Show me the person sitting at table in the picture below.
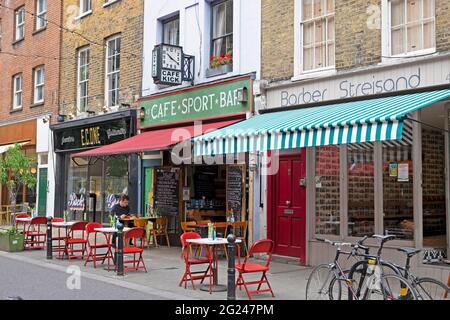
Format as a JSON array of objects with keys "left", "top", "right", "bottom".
[{"left": 111, "top": 194, "right": 135, "bottom": 246}]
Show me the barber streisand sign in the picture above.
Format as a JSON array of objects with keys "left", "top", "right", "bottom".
[{"left": 267, "top": 56, "right": 450, "bottom": 108}]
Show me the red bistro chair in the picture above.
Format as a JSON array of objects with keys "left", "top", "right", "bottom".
[
  {"left": 16, "top": 213, "right": 31, "bottom": 234},
  {"left": 52, "top": 218, "right": 66, "bottom": 254},
  {"left": 25, "top": 216, "right": 48, "bottom": 250},
  {"left": 64, "top": 221, "right": 89, "bottom": 260},
  {"left": 235, "top": 239, "right": 275, "bottom": 300},
  {"left": 84, "top": 222, "right": 110, "bottom": 268},
  {"left": 179, "top": 232, "right": 213, "bottom": 293},
  {"left": 117, "top": 227, "right": 148, "bottom": 274}
]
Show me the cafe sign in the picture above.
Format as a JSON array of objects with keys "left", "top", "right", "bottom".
[
  {"left": 139, "top": 77, "right": 253, "bottom": 128},
  {"left": 55, "top": 118, "right": 131, "bottom": 152}
]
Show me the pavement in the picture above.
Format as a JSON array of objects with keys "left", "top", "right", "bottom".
[{"left": 0, "top": 244, "right": 313, "bottom": 300}]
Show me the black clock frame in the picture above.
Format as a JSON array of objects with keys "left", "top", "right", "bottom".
[{"left": 153, "top": 43, "right": 194, "bottom": 86}]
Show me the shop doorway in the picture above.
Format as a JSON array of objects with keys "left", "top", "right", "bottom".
[{"left": 269, "top": 153, "right": 306, "bottom": 262}]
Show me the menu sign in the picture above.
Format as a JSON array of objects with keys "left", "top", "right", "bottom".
[
  {"left": 154, "top": 168, "right": 180, "bottom": 216},
  {"left": 227, "top": 165, "right": 244, "bottom": 219}
]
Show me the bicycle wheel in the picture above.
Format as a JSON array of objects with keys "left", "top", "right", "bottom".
[
  {"left": 415, "top": 277, "right": 450, "bottom": 300},
  {"left": 362, "top": 274, "right": 417, "bottom": 300},
  {"left": 306, "top": 264, "right": 339, "bottom": 300},
  {"left": 329, "top": 271, "right": 352, "bottom": 300}
]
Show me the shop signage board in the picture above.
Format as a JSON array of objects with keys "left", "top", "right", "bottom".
[
  {"left": 226, "top": 165, "right": 246, "bottom": 221},
  {"left": 55, "top": 118, "right": 131, "bottom": 152},
  {"left": 154, "top": 168, "right": 180, "bottom": 216},
  {"left": 139, "top": 77, "right": 253, "bottom": 128},
  {"left": 267, "top": 57, "right": 450, "bottom": 108}
]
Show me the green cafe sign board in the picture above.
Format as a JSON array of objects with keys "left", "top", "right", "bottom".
[{"left": 139, "top": 78, "right": 252, "bottom": 128}]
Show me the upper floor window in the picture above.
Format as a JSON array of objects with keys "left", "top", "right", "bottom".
[
  {"left": 77, "top": 47, "right": 90, "bottom": 113},
  {"left": 106, "top": 35, "right": 121, "bottom": 107},
  {"left": 211, "top": 0, "right": 233, "bottom": 58},
  {"left": 80, "top": 0, "right": 92, "bottom": 15},
  {"left": 301, "top": 0, "right": 335, "bottom": 72},
  {"left": 36, "top": 0, "right": 47, "bottom": 30},
  {"left": 34, "top": 66, "right": 45, "bottom": 104},
  {"left": 15, "top": 7, "right": 25, "bottom": 41},
  {"left": 12, "top": 74, "right": 23, "bottom": 110},
  {"left": 162, "top": 16, "right": 180, "bottom": 46},
  {"left": 389, "top": 0, "right": 435, "bottom": 56}
]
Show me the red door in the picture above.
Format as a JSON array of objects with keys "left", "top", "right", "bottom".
[{"left": 270, "top": 153, "right": 306, "bottom": 262}]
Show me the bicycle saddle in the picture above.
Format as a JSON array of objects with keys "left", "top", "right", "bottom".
[
  {"left": 397, "top": 247, "right": 421, "bottom": 257},
  {"left": 372, "top": 234, "right": 396, "bottom": 242}
]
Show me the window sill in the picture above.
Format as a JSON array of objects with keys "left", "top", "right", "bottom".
[
  {"left": 205, "top": 64, "right": 233, "bottom": 78},
  {"left": 10, "top": 108, "right": 23, "bottom": 114},
  {"left": 75, "top": 10, "right": 93, "bottom": 21},
  {"left": 380, "top": 48, "right": 437, "bottom": 65},
  {"left": 12, "top": 38, "right": 24, "bottom": 46},
  {"left": 103, "top": 0, "right": 121, "bottom": 8},
  {"left": 32, "top": 27, "right": 47, "bottom": 36},
  {"left": 30, "top": 102, "right": 44, "bottom": 108},
  {"left": 292, "top": 67, "right": 337, "bottom": 82}
]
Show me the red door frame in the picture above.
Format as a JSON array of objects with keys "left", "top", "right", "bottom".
[{"left": 267, "top": 151, "right": 306, "bottom": 257}]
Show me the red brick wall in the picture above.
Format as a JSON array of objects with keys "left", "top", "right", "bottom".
[{"left": 0, "top": 0, "right": 62, "bottom": 126}]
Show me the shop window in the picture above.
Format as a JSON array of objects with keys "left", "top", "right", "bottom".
[
  {"left": 389, "top": 0, "right": 435, "bottom": 56},
  {"left": 348, "top": 143, "right": 375, "bottom": 237},
  {"left": 162, "top": 16, "right": 180, "bottom": 46},
  {"left": 104, "top": 156, "right": 129, "bottom": 222},
  {"left": 382, "top": 128, "right": 414, "bottom": 240},
  {"left": 301, "top": 0, "right": 335, "bottom": 72},
  {"left": 66, "top": 157, "right": 88, "bottom": 213},
  {"left": 422, "top": 128, "right": 447, "bottom": 263},
  {"left": 315, "top": 146, "right": 340, "bottom": 235}
]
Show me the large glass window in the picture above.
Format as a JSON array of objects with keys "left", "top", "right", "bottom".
[
  {"left": 301, "top": 0, "right": 335, "bottom": 72},
  {"left": 390, "top": 0, "right": 435, "bottom": 56},
  {"left": 66, "top": 157, "right": 88, "bottom": 217},
  {"left": 315, "top": 146, "right": 340, "bottom": 235},
  {"left": 382, "top": 128, "right": 414, "bottom": 240},
  {"left": 211, "top": 0, "right": 233, "bottom": 57},
  {"left": 77, "top": 47, "right": 90, "bottom": 113},
  {"left": 348, "top": 143, "right": 375, "bottom": 237},
  {"left": 163, "top": 17, "right": 180, "bottom": 46},
  {"left": 104, "top": 156, "right": 129, "bottom": 221},
  {"left": 106, "top": 35, "right": 121, "bottom": 107}
]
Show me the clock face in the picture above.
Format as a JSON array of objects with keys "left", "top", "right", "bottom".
[{"left": 161, "top": 45, "right": 182, "bottom": 71}]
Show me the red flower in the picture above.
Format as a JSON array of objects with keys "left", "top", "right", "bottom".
[
  {"left": 220, "top": 53, "right": 226, "bottom": 58},
  {"left": 225, "top": 53, "right": 232, "bottom": 59},
  {"left": 210, "top": 56, "right": 215, "bottom": 61},
  {"left": 218, "top": 57, "right": 224, "bottom": 62}
]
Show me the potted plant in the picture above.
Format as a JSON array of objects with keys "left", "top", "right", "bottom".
[
  {"left": 0, "top": 144, "right": 37, "bottom": 226},
  {"left": 0, "top": 227, "right": 25, "bottom": 252},
  {"left": 206, "top": 52, "right": 233, "bottom": 77}
]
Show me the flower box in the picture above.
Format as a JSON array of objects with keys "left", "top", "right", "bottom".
[
  {"left": 206, "top": 63, "right": 233, "bottom": 78},
  {"left": 0, "top": 230, "right": 25, "bottom": 252}
]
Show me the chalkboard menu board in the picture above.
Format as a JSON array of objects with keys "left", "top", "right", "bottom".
[
  {"left": 227, "top": 166, "right": 244, "bottom": 218},
  {"left": 154, "top": 168, "right": 180, "bottom": 216},
  {"left": 194, "top": 173, "right": 215, "bottom": 199}
]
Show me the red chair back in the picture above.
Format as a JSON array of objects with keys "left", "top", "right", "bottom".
[
  {"left": 68, "top": 221, "right": 89, "bottom": 240},
  {"left": 53, "top": 218, "right": 64, "bottom": 223},
  {"left": 30, "top": 216, "right": 47, "bottom": 225},
  {"left": 180, "top": 232, "right": 201, "bottom": 247},
  {"left": 16, "top": 214, "right": 30, "bottom": 219},
  {"left": 86, "top": 222, "right": 102, "bottom": 234},
  {"left": 124, "top": 227, "right": 146, "bottom": 249},
  {"left": 242, "top": 239, "right": 274, "bottom": 269}
]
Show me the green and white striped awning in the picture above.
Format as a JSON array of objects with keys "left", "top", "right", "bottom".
[{"left": 193, "top": 89, "right": 450, "bottom": 156}]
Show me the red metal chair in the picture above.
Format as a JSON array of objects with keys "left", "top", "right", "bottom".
[
  {"left": 52, "top": 218, "right": 65, "bottom": 254},
  {"left": 16, "top": 214, "right": 31, "bottom": 234},
  {"left": 25, "top": 217, "right": 47, "bottom": 250},
  {"left": 115, "top": 227, "right": 147, "bottom": 274},
  {"left": 84, "top": 222, "right": 110, "bottom": 268},
  {"left": 179, "top": 232, "right": 213, "bottom": 293},
  {"left": 235, "top": 239, "right": 275, "bottom": 300},
  {"left": 64, "top": 221, "right": 89, "bottom": 260}
]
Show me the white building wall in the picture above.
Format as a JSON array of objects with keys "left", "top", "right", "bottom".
[{"left": 142, "top": 0, "right": 261, "bottom": 97}]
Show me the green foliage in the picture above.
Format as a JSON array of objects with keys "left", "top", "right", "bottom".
[{"left": 0, "top": 144, "right": 37, "bottom": 200}]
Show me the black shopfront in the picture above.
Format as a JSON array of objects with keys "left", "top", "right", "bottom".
[{"left": 51, "top": 110, "right": 138, "bottom": 223}]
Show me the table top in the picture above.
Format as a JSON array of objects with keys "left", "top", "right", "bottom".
[
  {"left": 94, "top": 227, "right": 132, "bottom": 234},
  {"left": 120, "top": 216, "right": 158, "bottom": 221},
  {"left": 15, "top": 217, "right": 32, "bottom": 222},
  {"left": 52, "top": 221, "right": 78, "bottom": 227},
  {"left": 187, "top": 238, "right": 242, "bottom": 245}
]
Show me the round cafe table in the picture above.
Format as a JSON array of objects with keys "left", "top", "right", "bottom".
[
  {"left": 94, "top": 227, "right": 131, "bottom": 271},
  {"left": 186, "top": 237, "right": 241, "bottom": 293}
]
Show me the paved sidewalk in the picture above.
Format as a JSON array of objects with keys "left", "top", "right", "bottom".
[{"left": 0, "top": 246, "right": 312, "bottom": 300}]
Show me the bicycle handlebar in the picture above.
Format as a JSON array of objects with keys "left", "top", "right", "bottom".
[{"left": 315, "top": 238, "right": 353, "bottom": 247}]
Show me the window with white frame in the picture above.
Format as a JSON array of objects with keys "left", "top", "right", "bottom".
[
  {"left": 301, "top": 0, "right": 335, "bottom": 72},
  {"left": 35, "top": 0, "right": 47, "bottom": 30},
  {"left": 389, "top": 0, "right": 435, "bottom": 56},
  {"left": 80, "top": 0, "right": 92, "bottom": 15},
  {"left": 162, "top": 16, "right": 180, "bottom": 46},
  {"left": 211, "top": 0, "right": 233, "bottom": 57},
  {"left": 77, "top": 47, "right": 90, "bottom": 113},
  {"left": 15, "top": 7, "right": 25, "bottom": 41},
  {"left": 12, "top": 74, "right": 23, "bottom": 110},
  {"left": 34, "top": 66, "right": 45, "bottom": 104},
  {"left": 106, "top": 35, "right": 121, "bottom": 107}
]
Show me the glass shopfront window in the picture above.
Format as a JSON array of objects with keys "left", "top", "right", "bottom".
[
  {"left": 315, "top": 146, "right": 340, "bottom": 235},
  {"left": 382, "top": 129, "right": 414, "bottom": 240},
  {"left": 66, "top": 156, "right": 88, "bottom": 219},
  {"left": 348, "top": 143, "right": 375, "bottom": 237},
  {"left": 104, "top": 156, "right": 129, "bottom": 221}
]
